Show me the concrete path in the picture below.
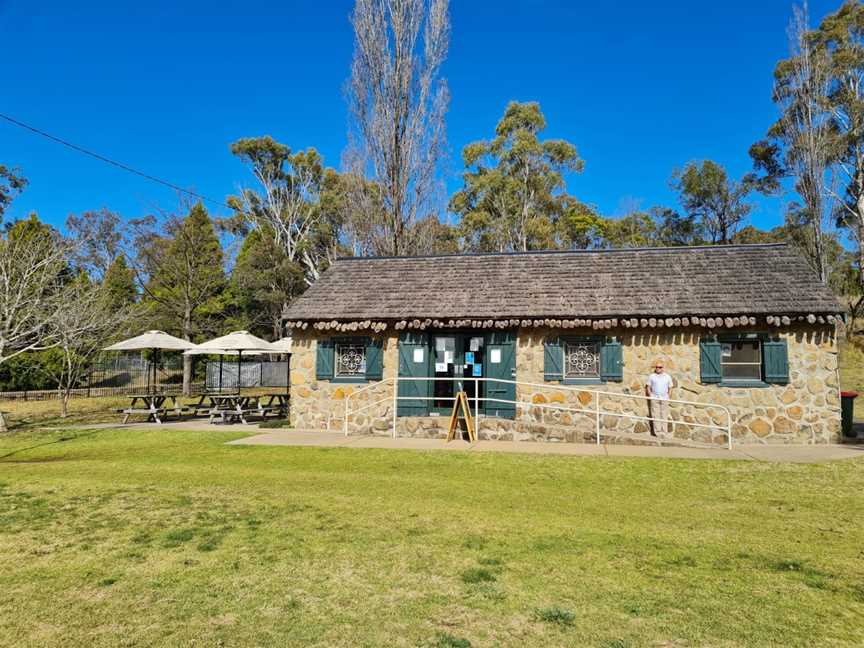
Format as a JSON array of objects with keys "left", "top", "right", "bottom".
[
  {"left": 78, "top": 421, "right": 864, "bottom": 463},
  {"left": 226, "top": 428, "right": 864, "bottom": 463}
]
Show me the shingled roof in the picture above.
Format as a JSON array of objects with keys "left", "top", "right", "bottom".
[{"left": 283, "top": 244, "right": 841, "bottom": 322}]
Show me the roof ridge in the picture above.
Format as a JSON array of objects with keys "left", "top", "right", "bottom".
[{"left": 335, "top": 243, "right": 789, "bottom": 262}]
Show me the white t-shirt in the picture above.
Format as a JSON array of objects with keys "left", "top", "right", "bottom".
[{"left": 647, "top": 372, "right": 673, "bottom": 400}]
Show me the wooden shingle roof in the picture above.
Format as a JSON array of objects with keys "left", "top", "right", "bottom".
[{"left": 283, "top": 244, "right": 841, "bottom": 322}]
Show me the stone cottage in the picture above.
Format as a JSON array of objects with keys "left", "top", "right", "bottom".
[{"left": 283, "top": 244, "right": 843, "bottom": 445}]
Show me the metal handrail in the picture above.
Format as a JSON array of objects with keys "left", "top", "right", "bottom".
[{"left": 343, "top": 376, "right": 734, "bottom": 449}]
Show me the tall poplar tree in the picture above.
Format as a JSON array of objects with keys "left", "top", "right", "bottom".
[{"left": 347, "top": 0, "right": 450, "bottom": 255}]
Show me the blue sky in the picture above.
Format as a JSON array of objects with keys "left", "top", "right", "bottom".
[{"left": 0, "top": 0, "right": 845, "bottom": 231}]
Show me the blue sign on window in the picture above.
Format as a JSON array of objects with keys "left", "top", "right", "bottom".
[
  {"left": 472, "top": 363, "right": 482, "bottom": 377},
  {"left": 465, "top": 351, "right": 475, "bottom": 364}
]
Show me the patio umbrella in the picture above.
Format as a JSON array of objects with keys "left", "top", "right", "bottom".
[
  {"left": 194, "top": 331, "right": 276, "bottom": 394},
  {"left": 183, "top": 347, "right": 267, "bottom": 392},
  {"left": 103, "top": 330, "right": 198, "bottom": 394}
]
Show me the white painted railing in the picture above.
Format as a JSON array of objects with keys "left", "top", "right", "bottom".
[{"left": 343, "top": 377, "right": 734, "bottom": 450}]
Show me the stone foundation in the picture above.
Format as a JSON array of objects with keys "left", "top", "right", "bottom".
[{"left": 288, "top": 324, "right": 841, "bottom": 445}]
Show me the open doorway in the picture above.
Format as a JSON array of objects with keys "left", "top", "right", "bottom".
[{"left": 431, "top": 333, "right": 485, "bottom": 414}]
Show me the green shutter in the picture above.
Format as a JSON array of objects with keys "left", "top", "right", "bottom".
[
  {"left": 600, "top": 338, "right": 623, "bottom": 382},
  {"left": 315, "top": 338, "right": 334, "bottom": 380},
  {"left": 699, "top": 340, "right": 722, "bottom": 384},
  {"left": 543, "top": 337, "right": 563, "bottom": 381},
  {"left": 365, "top": 338, "right": 384, "bottom": 380},
  {"left": 763, "top": 339, "right": 789, "bottom": 384}
]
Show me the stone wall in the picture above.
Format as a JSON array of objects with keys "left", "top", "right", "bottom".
[
  {"left": 289, "top": 331, "right": 398, "bottom": 434},
  {"left": 288, "top": 324, "right": 841, "bottom": 444}
]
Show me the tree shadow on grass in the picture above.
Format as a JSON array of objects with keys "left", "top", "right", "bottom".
[{"left": 0, "top": 429, "right": 103, "bottom": 462}]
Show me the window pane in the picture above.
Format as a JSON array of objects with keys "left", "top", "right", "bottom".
[
  {"left": 727, "top": 341, "right": 759, "bottom": 364},
  {"left": 564, "top": 341, "right": 599, "bottom": 378},
  {"left": 722, "top": 363, "right": 761, "bottom": 380},
  {"left": 721, "top": 340, "right": 761, "bottom": 381},
  {"left": 335, "top": 343, "right": 366, "bottom": 377}
]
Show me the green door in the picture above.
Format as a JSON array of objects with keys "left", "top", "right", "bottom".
[
  {"left": 397, "top": 332, "right": 430, "bottom": 416},
  {"left": 484, "top": 331, "right": 516, "bottom": 419}
]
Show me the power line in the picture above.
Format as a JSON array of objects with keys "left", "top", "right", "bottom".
[{"left": 0, "top": 112, "right": 232, "bottom": 210}]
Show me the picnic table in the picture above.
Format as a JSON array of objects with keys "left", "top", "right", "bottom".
[
  {"left": 119, "top": 394, "right": 184, "bottom": 424},
  {"left": 192, "top": 392, "right": 289, "bottom": 424}
]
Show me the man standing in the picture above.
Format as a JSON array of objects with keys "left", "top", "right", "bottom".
[{"left": 646, "top": 360, "right": 674, "bottom": 438}]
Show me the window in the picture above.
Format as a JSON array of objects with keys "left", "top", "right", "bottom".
[
  {"left": 720, "top": 340, "right": 761, "bottom": 381},
  {"left": 564, "top": 340, "right": 600, "bottom": 379},
  {"left": 700, "top": 335, "right": 788, "bottom": 386},
  {"left": 316, "top": 337, "right": 383, "bottom": 382},
  {"left": 335, "top": 342, "right": 367, "bottom": 377},
  {"left": 544, "top": 336, "right": 622, "bottom": 383}
]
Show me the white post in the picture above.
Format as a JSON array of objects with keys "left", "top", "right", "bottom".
[
  {"left": 474, "top": 378, "right": 480, "bottom": 440},
  {"left": 392, "top": 378, "right": 398, "bottom": 439},
  {"left": 344, "top": 398, "right": 349, "bottom": 437},
  {"left": 727, "top": 411, "right": 732, "bottom": 450},
  {"left": 595, "top": 392, "right": 601, "bottom": 445}
]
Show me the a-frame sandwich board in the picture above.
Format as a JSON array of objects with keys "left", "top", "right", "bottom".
[{"left": 447, "top": 390, "right": 476, "bottom": 442}]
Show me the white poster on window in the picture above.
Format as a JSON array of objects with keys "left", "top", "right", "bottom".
[
  {"left": 413, "top": 348, "right": 424, "bottom": 363},
  {"left": 490, "top": 348, "right": 502, "bottom": 364},
  {"left": 435, "top": 337, "right": 447, "bottom": 351},
  {"left": 444, "top": 350, "right": 454, "bottom": 364},
  {"left": 470, "top": 337, "right": 482, "bottom": 351},
  {"left": 435, "top": 362, "right": 447, "bottom": 372}
]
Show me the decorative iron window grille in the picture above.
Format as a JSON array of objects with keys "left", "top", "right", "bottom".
[
  {"left": 335, "top": 343, "right": 366, "bottom": 377},
  {"left": 564, "top": 341, "right": 600, "bottom": 379}
]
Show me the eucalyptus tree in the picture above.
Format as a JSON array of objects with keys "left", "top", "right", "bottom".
[
  {"left": 229, "top": 136, "right": 337, "bottom": 282},
  {"left": 347, "top": 0, "right": 450, "bottom": 256},
  {"left": 450, "top": 101, "right": 584, "bottom": 252},
  {"left": 0, "top": 164, "right": 27, "bottom": 220},
  {"left": 66, "top": 208, "right": 125, "bottom": 280},
  {"left": 748, "top": 3, "right": 834, "bottom": 283},
  {"left": 808, "top": 0, "right": 864, "bottom": 298},
  {"left": 556, "top": 200, "right": 606, "bottom": 249},
  {"left": 670, "top": 160, "right": 752, "bottom": 244}
]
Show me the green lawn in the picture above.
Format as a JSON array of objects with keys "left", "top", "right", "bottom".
[{"left": 0, "top": 428, "right": 862, "bottom": 647}]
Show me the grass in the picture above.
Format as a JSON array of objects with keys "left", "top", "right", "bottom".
[
  {"left": 0, "top": 427, "right": 862, "bottom": 647},
  {"left": 839, "top": 336, "right": 864, "bottom": 420},
  {"left": 0, "top": 395, "right": 129, "bottom": 431}
]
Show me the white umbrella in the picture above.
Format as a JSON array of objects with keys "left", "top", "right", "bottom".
[
  {"left": 196, "top": 331, "right": 276, "bottom": 393},
  {"left": 269, "top": 337, "right": 292, "bottom": 353},
  {"left": 103, "top": 330, "right": 198, "bottom": 393},
  {"left": 103, "top": 330, "right": 197, "bottom": 352},
  {"left": 195, "top": 331, "right": 276, "bottom": 352}
]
